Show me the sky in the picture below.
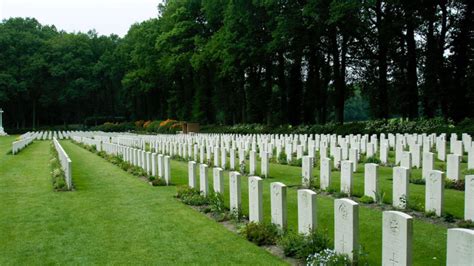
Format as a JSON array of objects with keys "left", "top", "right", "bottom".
[{"left": 0, "top": 0, "right": 162, "bottom": 36}]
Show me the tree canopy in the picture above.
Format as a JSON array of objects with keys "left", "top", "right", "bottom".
[{"left": 0, "top": 0, "right": 473, "bottom": 128}]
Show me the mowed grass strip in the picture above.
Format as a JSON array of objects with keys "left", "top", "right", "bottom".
[{"left": 0, "top": 138, "right": 283, "bottom": 265}]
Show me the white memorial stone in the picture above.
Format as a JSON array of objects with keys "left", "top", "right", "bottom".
[
  {"left": 382, "top": 211, "right": 413, "bottom": 266},
  {"left": 298, "top": 189, "right": 317, "bottom": 235},
  {"left": 249, "top": 176, "right": 263, "bottom": 222},
  {"left": 393, "top": 167, "right": 409, "bottom": 209},
  {"left": 271, "top": 182, "right": 287, "bottom": 229},
  {"left": 334, "top": 198, "right": 359, "bottom": 260},
  {"left": 425, "top": 170, "right": 444, "bottom": 216}
]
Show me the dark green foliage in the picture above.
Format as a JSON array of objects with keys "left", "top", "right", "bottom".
[
  {"left": 445, "top": 179, "right": 465, "bottom": 191},
  {"left": 278, "top": 230, "right": 330, "bottom": 259},
  {"left": 443, "top": 213, "right": 455, "bottom": 223},
  {"left": 410, "top": 176, "right": 426, "bottom": 185},
  {"left": 359, "top": 195, "right": 375, "bottom": 204},
  {"left": 176, "top": 186, "right": 208, "bottom": 206},
  {"left": 2, "top": 1, "right": 474, "bottom": 128},
  {"left": 289, "top": 158, "right": 302, "bottom": 167},
  {"left": 457, "top": 220, "right": 474, "bottom": 229},
  {"left": 239, "top": 222, "right": 280, "bottom": 246},
  {"left": 364, "top": 156, "right": 381, "bottom": 164}
]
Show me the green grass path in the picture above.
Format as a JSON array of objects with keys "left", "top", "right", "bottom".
[{"left": 0, "top": 138, "right": 283, "bottom": 265}]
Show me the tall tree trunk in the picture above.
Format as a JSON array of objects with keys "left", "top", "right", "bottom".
[
  {"left": 376, "top": 0, "right": 389, "bottom": 119},
  {"left": 406, "top": 13, "right": 418, "bottom": 119}
]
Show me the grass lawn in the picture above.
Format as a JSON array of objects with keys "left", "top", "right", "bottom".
[
  {"left": 163, "top": 154, "right": 449, "bottom": 265},
  {"left": 0, "top": 137, "right": 283, "bottom": 265}
]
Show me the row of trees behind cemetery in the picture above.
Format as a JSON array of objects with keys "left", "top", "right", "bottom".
[{"left": 0, "top": 0, "right": 473, "bottom": 128}]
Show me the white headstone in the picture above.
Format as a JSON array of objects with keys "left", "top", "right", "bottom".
[
  {"left": 302, "top": 156, "right": 314, "bottom": 188},
  {"left": 261, "top": 152, "right": 269, "bottom": 178},
  {"left": 271, "top": 182, "right": 287, "bottom": 229},
  {"left": 164, "top": 155, "right": 171, "bottom": 185},
  {"left": 382, "top": 211, "right": 413, "bottom": 266},
  {"left": 446, "top": 228, "right": 474, "bottom": 265},
  {"left": 364, "top": 163, "right": 379, "bottom": 200},
  {"left": 229, "top": 171, "right": 241, "bottom": 215},
  {"left": 465, "top": 175, "right": 474, "bottom": 221},
  {"left": 393, "top": 167, "right": 409, "bottom": 209},
  {"left": 298, "top": 189, "right": 317, "bottom": 235},
  {"left": 422, "top": 152, "right": 434, "bottom": 180},
  {"left": 248, "top": 176, "right": 263, "bottom": 222},
  {"left": 249, "top": 150, "right": 256, "bottom": 175},
  {"left": 334, "top": 198, "right": 359, "bottom": 260},
  {"left": 340, "top": 161, "right": 353, "bottom": 195},
  {"left": 320, "top": 157, "right": 331, "bottom": 190},
  {"left": 199, "top": 164, "right": 209, "bottom": 196},
  {"left": 213, "top": 167, "right": 224, "bottom": 194},
  {"left": 401, "top": 151, "right": 412, "bottom": 169},
  {"left": 447, "top": 154, "right": 461, "bottom": 181},
  {"left": 188, "top": 161, "right": 197, "bottom": 188},
  {"left": 425, "top": 170, "right": 444, "bottom": 216}
]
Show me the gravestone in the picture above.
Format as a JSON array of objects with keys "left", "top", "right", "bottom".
[
  {"left": 249, "top": 176, "right": 263, "bottom": 222},
  {"left": 221, "top": 147, "right": 226, "bottom": 170},
  {"left": 230, "top": 148, "right": 236, "bottom": 170},
  {"left": 468, "top": 144, "right": 474, "bottom": 169},
  {"left": 298, "top": 189, "right": 317, "bottom": 235},
  {"left": 410, "top": 144, "right": 421, "bottom": 168},
  {"left": 249, "top": 150, "right": 256, "bottom": 175},
  {"left": 446, "top": 228, "right": 474, "bottom": 265},
  {"left": 271, "top": 182, "right": 287, "bottom": 229},
  {"left": 334, "top": 147, "right": 342, "bottom": 169},
  {"left": 438, "top": 138, "right": 446, "bottom": 161},
  {"left": 320, "top": 157, "right": 331, "bottom": 190},
  {"left": 199, "top": 164, "right": 209, "bottom": 196},
  {"left": 302, "top": 156, "right": 314, "bottom": 188},
  {"left": 349, "top": 148, "right": 358, "bottom": 172},
  {"left": 188, "top": 161, "right": 197, "bottom": 188},
  {"left": 401, "top": 151, "right": 412, "bottom": 169},
  {"left": 151, "top": 153, "right": 157, "bottom": 177},
  {"left": 393, "top": 167, "right": 409, "bottom": 209},
  {"left": 425, "top": 170, "right": 444, "bottom": 216},
  {"left": 380, "top": 142, "right": 388, "bottom": 164},
  {"left": 382, "top": 211, "right": 413, "bottom": 266},
  {"left": 261, "top": 152, "right": 269, "bottom": 178},
  {"left": 213, "top": 167, "right": 224, "bottom": 194},
  {"left": 340, "top": 161, "right": 353, "bottom": 195},
  {"left": 334, "top": 198, "right": 359, "bottom": 261},
  {"left": 447, "top": 154, "right": 461, "bottom": 181},
  {"left": 422, "top": 152, "right": 434, "bottom": 180},
  {"left": 0, "top": 109, "right": 6, "bottom": 135},
  {"left": 229, "top": 171, "right": 241, "bottom": 215},
  {"left": 364, "top": 163, "right": 379, "bottom": 200},
  {"left": 164, "top": 155, "right": 171, "bottom": 185},
  {"left": 465, "top": 175, "right": 474, "bottom": 221},
  {"left": 158, "top": 154, "right": 164, "bottom": 177}
]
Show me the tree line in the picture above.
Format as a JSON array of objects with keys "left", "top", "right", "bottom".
[{"left": 0, "top": 0, "right": 473, "bottom": 129}]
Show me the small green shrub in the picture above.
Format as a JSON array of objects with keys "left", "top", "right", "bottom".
[
  {"left": 359, "top": 195, "right": 374, "bottom": 204},
  {"left": 425, "top": 210, "right": 437, "bottom": 218},
  {"left": 176, "top": 186, "right": 208, "bottom": 206},
  {"left": 279, "top": 230, "right": 330, "bottom": 259},
  {"left": 240, "top": 222, "right": 280, "bottom": 246},
  {"left": 443, "top": 212, "right": 455, "bottom": 223},
  {"left": 289, "top": 158, "right": 303, "bottom": 167},
  {"left": 333, "top": 191, "right": 348, "bottom": 198},
  {"left": 445, "top": 179, "right": 465, "bottom": 191},
  {"left": 457, "top": 219, "right": 474, "bottom": 229},
  {"left": 410, "top": 176, "right": 425, "bottom": 185},
  {"left": 278, "top": 152, "right": 288, "bottom": 165},
  {"left": 364, "top": 156, "right": 381, "bottom": 164}
]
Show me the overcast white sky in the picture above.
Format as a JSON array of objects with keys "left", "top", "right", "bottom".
[{"left": 0, "top": 0, "right": 162, "bottom": 36}]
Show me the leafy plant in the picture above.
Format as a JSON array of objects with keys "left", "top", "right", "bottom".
[
  {"left": 176, "top": 186, "right": 208, "bottom": 206},
  {"left": 279, "top": 230, "right": 330, "bottom": 259},
  {"left": 239, "top": 222, "right": 280, "bottom": 246},
  {"left": 457, "top": 219, "right": 474, "bottom": 229},
  {"left": 364, "top": 156, "right": 381, "bottom": 164},
  {"left": 359, "top": 195, "right": 374, "bottom": 204},
  {"left": 307, "top": 249, "right": 351, "bottom": 266}
]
